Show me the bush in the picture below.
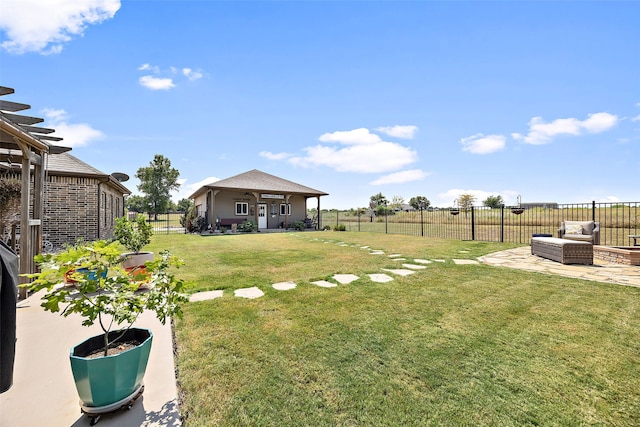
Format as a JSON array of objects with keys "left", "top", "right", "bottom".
[
  {"left": 114, "top": 214, "right": 153, "bottom": 254},
  {"left": 334, "top": 224, "right": 346, "bottom": 231},
  {"left": 239, "top": 220, "right": 257, "bottom": 232},
  {"left": 292, "top": 220, "right": 306, "bottom": 231}
]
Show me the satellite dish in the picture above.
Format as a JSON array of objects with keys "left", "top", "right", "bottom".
[{"left": 111, "top": 172, "right": 129, "bottom": 182}]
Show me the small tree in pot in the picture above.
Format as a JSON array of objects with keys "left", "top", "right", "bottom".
[
  {"left": 114, "top": 214, "right": 154, "bottom": 269},
  {"left": 23, "top": 240, "right": 188, "bottom": 412}
]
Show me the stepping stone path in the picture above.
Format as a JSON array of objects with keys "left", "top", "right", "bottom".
[
  {"left": 272, "top": 281, "right": 297, "bottom": 291},
  {"left": 333, "top": 274, "right": 359, "bottom": 284},
  {"left": 189, "top": 236, "right": 484, "bottom": 302},
  {"left": 311, "top": 280, "right": 338, "bottom": 288},
  {"left": 382, "top": 268, "right": 416, "bottom": 276},
  {"left": 452, "top": 259, "right": 480, "bottom": 265},
  {"left": 402, "top": 263, "right": 427, "bottom": 270},
  {"left": 368, "top": 273, "right": 394, "bottom": 283},
  {"left": 234, "top": 286, "right": 265, "bottom": 299},
  {"left": 189, "top": 290, "right": 224, "bottom": 302}
]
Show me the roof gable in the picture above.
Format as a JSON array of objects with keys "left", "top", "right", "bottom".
[{"left": 190, "top": 169, "right": 328, "bottom": 198}]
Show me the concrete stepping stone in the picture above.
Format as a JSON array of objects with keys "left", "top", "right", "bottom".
[
  {"left": 402, "top": 263, "right": 427, "bottom": 270},
  {"left": 311, "top": 280, "right": 338, "bottom": 288},
  {"left": 382, "top": 268, "right": 416, "bottom": 276},
  {"left": 458, "top": 250, "right": 470, "bottom": 253},
  {"left": 368, "top": 273, "right": 394, "bottom": 283},
  {"left": 360, "top": 246, "right": 370, "bottom": 249},
  {"left": 272, "top": 281, "right": 297, "bottom": 291},
  {"left": 189, "top": 290, "right": 223, "bottom": 302},
  {"left": 432, "top": 259, "right": 446, "bottom": 263},
  {"left": 414, "top": 259, "right": 432, "bottom": 264},
  {"left": 369, "top": 250, "right": 385, "bottom": 255},
  {"left": 392, "top": 258, "right": 407, "bottom": 261},
  {"left": 388, "top": 254, "right": 403, "bottom": 258},
  {"left": 452, "top": 259, "right": 480, "bottom": 265},
  {"left": 234, "top": 286, "right": 265, "bottom": 299},
  {"left": 333, "top": 274, "right": 359, "bottom": 284}
]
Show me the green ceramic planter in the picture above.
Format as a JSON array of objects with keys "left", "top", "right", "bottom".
[{"left": 69, "top": 328, "right": 153, "bottom": 408}]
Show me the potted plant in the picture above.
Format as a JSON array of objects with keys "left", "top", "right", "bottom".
[
  {"left": 22, "top": 240, "right": 188, "bottom": 416},
  {"left": 114, "top": 214, "right": 154, "bottom": 270}
]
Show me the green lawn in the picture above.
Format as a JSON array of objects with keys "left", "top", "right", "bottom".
[{"left": 148, "top": 232, "right": 640, "bottom": 426}]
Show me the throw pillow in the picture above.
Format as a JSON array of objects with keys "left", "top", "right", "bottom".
[{"left": 565, "top": 224, "right": 583, "bottom": 234}]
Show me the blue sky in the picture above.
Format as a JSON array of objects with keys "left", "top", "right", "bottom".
[{"left": 1, "top": 0, "right": 638, "bottom": 209}]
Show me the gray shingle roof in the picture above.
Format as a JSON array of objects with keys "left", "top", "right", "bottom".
[
  {"left": 46, "top": 152, "right": 104, "bottom": 176},
  {"left": 45, "top": 152, "right": 131, "bottom": 194},
  {"left": 190, "top": 169, "right": 328, "bottom": 199}
]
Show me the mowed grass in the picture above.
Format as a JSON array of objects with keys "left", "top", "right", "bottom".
[{"left": 148, "top": 232, "right": 640, "bottom": 426}]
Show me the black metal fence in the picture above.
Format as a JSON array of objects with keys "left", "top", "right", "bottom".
[
  {"left": 127, "top": 211, "right": 186, "bottom": 234},
  {"left": 320, "top": 201, "right": 640, "bottom": 247}
]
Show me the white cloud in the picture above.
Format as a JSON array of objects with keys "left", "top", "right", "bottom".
[
  {"left": 370, "top": 169, "right": 430, "bottom": 185},
  {"left": 137, "top": 64, "right": 203, "bottom": 89},
  {"left": 182, "top": 68, "right": 203, "bottom": 81},
  {"left": 375, "top": 125, "right": 418, "bottom": 139},
  {"left": 43, "top": 108, "right": 104, "bottom": 148},
  {"left": 260, "top": 151, "right": 292, "bottom": 160},
  {"left": 513, "top": 112, "right": 618, "bottom": 145},
  {"left": 139, "top": 75, "right": 175, "bottom": 90},
  {"left": 318, "top": 128, "right": 382, "bottom": 145},
  {"left": 290, "top": 140, "right": 417, "bottom": 173},
  {"left": 138, "top": 63, "right": 160, "bottom": 73},
  {"left": 0, "top": 0, "right": 120, "bottom": 55},
  {"left": 460, "top": 133, "right": 506, "bottom": 154},
  {"left": 631, "top": 115, "right": 640, "bottom": 122}
]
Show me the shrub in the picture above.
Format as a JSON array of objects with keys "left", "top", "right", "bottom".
[
  {"left": 292, "top": 220, "right": 306, "bottom": 231},
  {"left": 334, "top": 224, "right": 346, "bottom": 231},
  {"left": 114, "top": 214, "right": 153, "bottom": 254},
  {"left": 239, "top": 220, "right": 257, "bottom": 232}
]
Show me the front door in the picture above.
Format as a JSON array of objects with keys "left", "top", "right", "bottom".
[{"left": 258, "top": 203, "right": 267, "bottom": 229}]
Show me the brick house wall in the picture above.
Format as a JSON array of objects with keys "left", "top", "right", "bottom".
[{"left": 44, "top": 175, "right": 126, "bottom": 248}]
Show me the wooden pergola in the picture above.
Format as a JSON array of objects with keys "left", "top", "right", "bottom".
[{"left": 0, "top": 86, "right": 70, "bottom": 299}]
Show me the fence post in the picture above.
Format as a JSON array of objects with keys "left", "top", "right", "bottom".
[
  {"left": 592, "top": 201, "right": 596, "bottom": 221},
  {"left": 471, "top": 206, "right": 475, "bottom": 241},
  {"left": 336, "top": 210, "right": 339, "bottom": 228},
  {"left": 500, "top": 204, "right": 504, "bottom": 242},
  {"left": 385, "top": 209, "right": 388, "bottom": 234}
]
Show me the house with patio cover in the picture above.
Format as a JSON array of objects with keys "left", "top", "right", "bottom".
[{"left": 189, "top": 169, "right": 328, "bottom": 230}]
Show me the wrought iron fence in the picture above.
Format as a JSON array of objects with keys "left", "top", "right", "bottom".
[
  {"left": 320, "top": 201, "right": 640, "bottom": 247},
  {"left": 127, "top": 211, "right": 186, "bottom": 234}
]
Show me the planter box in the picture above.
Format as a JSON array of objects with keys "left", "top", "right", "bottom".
[{"left": 70, "top": 328, "right": 153, "bottom": 407}]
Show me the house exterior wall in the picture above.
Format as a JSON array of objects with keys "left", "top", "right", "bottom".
[
  {"left": 44, "top": 175, "right": 125, "bottom": 248},
  {"left": 192, "top": 189, "right": 309, "bottom": 229}
]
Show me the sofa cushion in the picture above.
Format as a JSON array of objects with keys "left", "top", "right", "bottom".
[
  {"left": 562, "top": 234, "right": 593, "bottom": 242},
  {"left": 565, "top": 221, "right": 595, "bottom": 234}
]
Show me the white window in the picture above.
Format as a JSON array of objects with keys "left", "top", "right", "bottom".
[
  {"left": 235, "top": 202, "right": 248, "bottom": 215},
  {"left": 280, "top": 203, "right": 291, "bottom": 216}
]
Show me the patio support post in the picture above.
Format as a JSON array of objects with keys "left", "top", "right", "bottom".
[{"left": 316, "top": 196, "right": 321, "bottom": 230}]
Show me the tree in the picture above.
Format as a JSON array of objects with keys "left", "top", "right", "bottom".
[
  {"left": 391, "top": 195, "right": 405, "bottom": 211},
  {"left": 483, "top": 195, "right": 504, "bottom": 209},
  {"left": 125, "top": 195, "right": 149, "bottom": 213},
  {"left": 176, "top": 198, "right": 193, "bottom": 213},
  {"left": 409, "top": 196, "right": 431, "bottom": 211},
  {"left": 458, "top": 193, "right": 476, "bottom": 210},
  {"left": 135, "top": 155, "right": 180, "bottom": 220},
  {"left": 369, "top": 192, "right": 389, "bottom": 216}
]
